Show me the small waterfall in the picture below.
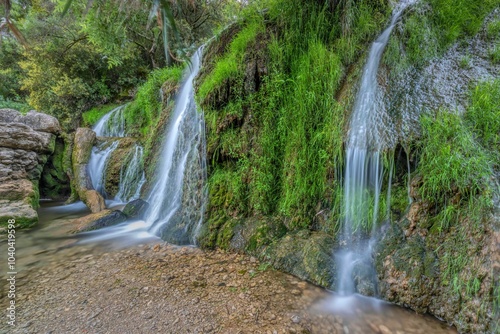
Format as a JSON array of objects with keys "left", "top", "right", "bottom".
[
  {"left": 145, "top": 47, "right": 207, "bottom": 244},
  {"left": 93, "top": 105, "right": 127, "bottom": 137},
  {"left": 337, "top": 2, "right": 413, "bottom": 296},
  {"left": 88, "top": 104, "right": 146, "bottom": 201},
  {"left": 115, "top": 144, "right": 146, "bottom": 202},
  {"left": 88, "top": 140, "right": 119, "bottom": 196}
]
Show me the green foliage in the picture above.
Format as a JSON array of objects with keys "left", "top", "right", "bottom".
[
  {"left": 200, "top": 0, "right": 391, "bottom": 236},
  {"left": 465, "top": 79, "right": 500, "bottom": 166},
  {"left": 427, "top": 0, "right": 499, "bottom": 46},
  {"left": 82, "top": 103, "right": 120, "bottom": 127},
  {"left": 124, "top": 66, "right": 183, "bottom": 137},
  {"left": 0, "top": 39, "right": 25, "bottom": 100},
  {"left": 0, "top": 96, "right": 31, "bottom": 114},
  {"left": 198, "top": 18, "right": 264, "bottom": 102},
  {"left": 17, "top": 8, "right": 149, "bottom": 130},
  {"left": 486, "top": 18, "right": 500, "bottom": 39},
  {"left": 489, "top": 44, "right": 500, "bottom": 64},
  {"left": 418, "top": 111, "right": 491, "bottom": 208}
]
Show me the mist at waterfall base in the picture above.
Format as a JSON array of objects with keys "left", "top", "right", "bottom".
[
  {"left": 80, "top": 48, "right": 206, "bottom": 246},
  {"left": 317, "top": 0, "right": 416, "bottom": 314}
]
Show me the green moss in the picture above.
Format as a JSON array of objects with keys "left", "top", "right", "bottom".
[
  {"left": 427, "top": 0, "right": 498, "bottom": 47},
  {"left": 0, "top": 216, "right": 37, "bottom": 229},
  {"left": 81, "top": 103, "right": 120, "bottom": 127},
  {"left": 125, "top": 66, "right": 183, "bottom": 137},
  {"left": 486, "top": 18, "right": 500, "bottom": 39},
  {"left": 198, "top": 18, "right": 264, "bottom": 102}
]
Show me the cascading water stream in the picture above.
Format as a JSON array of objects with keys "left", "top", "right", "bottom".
[
  {"left": 88, "top": 140, "right": 119, "bottom": 196},
  {"left": 115, "top": 144, "right": 146, "bottom": 202},
  {"left": 144, "top": 47, "right": 207, "bottom": 244},
  {"left": 93, "top": 104, "right": 127, "bottom": 137},
  {"left": 337, "top": 1, "right": 414, "bottom": 296},
  {"left": 87, "top": 104, "right": 146, "bottom": 202}
]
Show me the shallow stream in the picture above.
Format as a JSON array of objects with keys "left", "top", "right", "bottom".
[{"left": 0, "top": 202, "right": 458, "bottom": 333}]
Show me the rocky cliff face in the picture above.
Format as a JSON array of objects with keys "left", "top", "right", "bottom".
[
  {"left": 375, "top": 177, "right": 500, "bottom": 333},
  {"left": 0, "top": 109, "right": 61, "bottom": 229}
]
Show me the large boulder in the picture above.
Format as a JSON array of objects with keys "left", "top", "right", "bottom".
[
  {"left": 71, "top": 128, "right": 106, "bottom": 212},
  {"left": 0, "top": 109, "right": 60, "bottom": 230}
]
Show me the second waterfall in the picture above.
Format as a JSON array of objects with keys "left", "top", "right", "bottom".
[{"left": 337, "top": 1, "right": 414, "bottom": 296}]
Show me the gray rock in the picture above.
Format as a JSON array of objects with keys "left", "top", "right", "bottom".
[
  {"left": 122, "top": 199, "right": 149, "bottom": 218},
  {"left": 0, "top": 123, "right": 55, "bottom": 153},
  {"left": 0, "top": 109, "right": 62, "bottom": 230},
  {"left": 71, "top": 128, "right": 106, "bottom": 212},
  {"left": 23, "top": 110, "right": 61, "bottom": 134},
  {"left": 0, "top": 109, "right": 23, "bottom": 123},
  {"left": 73, "top": 209, "right": 128, "bottom": 232}
]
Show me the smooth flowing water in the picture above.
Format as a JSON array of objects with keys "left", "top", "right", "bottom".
[
  {"left": 115, "top": 144, "right": 146, "bottom": 203},
  {"left": 337, "top": 1, "right": 413, "bottom": 296},
  {"left": 88, "top": 104, "right": 147, "bottom": 202},
  {"left": 93, "top": 104, "right": 127, "bottom": 137},
  {"left": 144, "top": 47, "right": 206, "bottom": 244},
  {"left": 87, "top": 140, "right": 119, "bottom": 196}
]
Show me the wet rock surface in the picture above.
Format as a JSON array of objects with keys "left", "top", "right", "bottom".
[
  {"left": 0, "top": 109, "right": 60, "bottom": 229},
  {"left": 71, "top": 209, "right": 128, "bottom": 232},
  {"left": 122, "top": 199, "right": 149, "bottom": 218},
  {"left": 375, "top": 176, "right": 500, "bottom": 333},
  {"left": 102, "top": 137, "right": 137, "bottom": 198}
]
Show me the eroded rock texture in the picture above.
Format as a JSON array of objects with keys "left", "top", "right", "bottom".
[{"left": 0, "top": 109, "right": 61, "bottom": 229}]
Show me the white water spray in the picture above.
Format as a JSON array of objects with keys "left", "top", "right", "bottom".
[
  {"left": 145, "top": 47, "right": 207, "bottom": 244},
  {"left": 338, "top": 2, "right": 413, "bottom": 296}
]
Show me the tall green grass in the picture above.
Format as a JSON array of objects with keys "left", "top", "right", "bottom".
[
  {"left": 465, "top": 79, "right": 500, "bottom": 167},
  {"left": 200, "top": 0, "right": 391, "bottom": 235},
  {"left": 125, "top": 66, "right": 183, "bottom": 137},
  {"left": 418, "top": 111, "right": 492, "bottom": 232}
]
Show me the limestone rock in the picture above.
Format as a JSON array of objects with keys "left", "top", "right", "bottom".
[
  {"left": 0, "top": 123, "right": 55, "bottom": 153},
  {"left": 81, "top": 190, "right": 106, "bottom": 213},
  {"left": 72, "top": 128, "right": 96, "bottom": 165},
  {"left": 101, "top": 137, "right": 137, "bottom": 198},
  {"left": 0, "top": 108, "right": 23, "bottom": 123},
  {"left": 0, "top": 179, "right": 35, "bottom": 202},
  {"left": 0, "top": 200, "right": 38, "bottom": 228},
  {"left": 0, "top": 109, "right": 61, "bottom": 229},
  {"left": 22, "top": 110, "right": 62, "bottom": 134},
  {"left": 72, "top": 209, "right": 128, "bottom": 232}
]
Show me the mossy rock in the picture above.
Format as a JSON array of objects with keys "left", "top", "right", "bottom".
[
  {"left": 40, "top": 136, "right": 71, "bottom": 200},
  {"left": 102, "top": 137, "right": 137, "bottom": 198},
  {"left": 122, "top": 199, "right": 149, "bottom": 218}
]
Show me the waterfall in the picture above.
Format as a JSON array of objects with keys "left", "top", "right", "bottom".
[
  {"left": 88, "top": 140, "right": 119, "bottom": 196},
  {"left": 93, "top": 105, "right": 127, "bottom": 137},
  {"left": 144, "top": 47, "right": 207, "bottom": 244},
  {"left": 88, "top": 104, "right": 146, "bottom": 201},
  {"left": 115, "top": 144, "right": 146, "bottom": 202},
  {"left": 337, "top": 2, "right": 414, "bottom": 296}
]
